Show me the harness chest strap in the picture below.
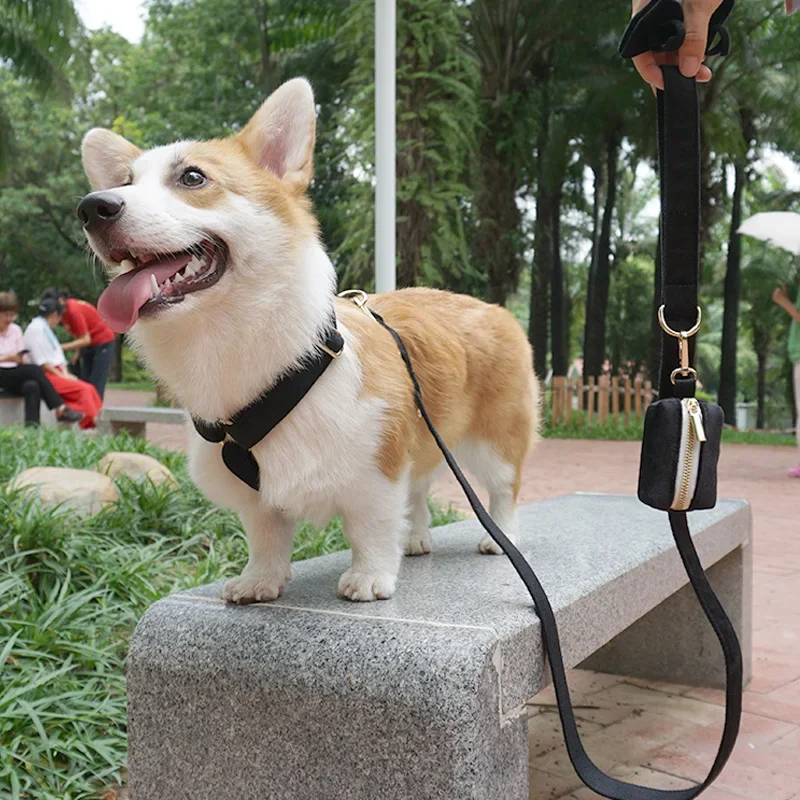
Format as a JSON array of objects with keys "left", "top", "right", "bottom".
[{"left": 192, "top": 321, "right": 344, "bottom": 491}]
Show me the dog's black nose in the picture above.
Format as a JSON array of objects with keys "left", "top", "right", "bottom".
[{"left": 77, "top": 191, "right": 125, "bottom": 231}]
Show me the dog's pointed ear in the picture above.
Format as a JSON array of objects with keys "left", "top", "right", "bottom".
[
  {"left": 237, "top": 78, "right": 316, "bottom": 193},
  {"left": 82, "top": 129, "right": 142, "bottom": 191}
]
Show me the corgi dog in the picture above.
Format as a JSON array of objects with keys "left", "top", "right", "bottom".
[{"left": 78, "top": 78, "right": 540, "bottom": 603}]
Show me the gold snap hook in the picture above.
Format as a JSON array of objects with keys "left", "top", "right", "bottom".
[{"left": 658, "top": 305, "right": 702, "bottom": 383}]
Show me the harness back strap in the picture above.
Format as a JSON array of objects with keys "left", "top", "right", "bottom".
[{"left": 193, "top": 323, "right": 344, "bottom": 491}]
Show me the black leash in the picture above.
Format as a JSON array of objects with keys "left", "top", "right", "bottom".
[
  {"left": 358, "top": 10, "right": 743, "bottom": 795},
  {"left": 370, "top": 306, "right": 741, "bottom": 800}
]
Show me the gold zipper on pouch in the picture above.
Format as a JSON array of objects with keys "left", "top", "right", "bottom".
[
  {"left": 686, "top": 398, "right": 707, "bottom": 443},
  {"left": 675, "top": 398, "right": 705, "bottom": 511}
]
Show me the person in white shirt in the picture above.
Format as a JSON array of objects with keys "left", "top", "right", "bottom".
[
  {"left": 23, "top": 296, "right": 102, "bottom": 429},
  {"left": 0, "top": 291, "right": 82, "bottom": 426}
]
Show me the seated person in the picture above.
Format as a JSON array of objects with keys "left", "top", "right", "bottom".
[
  {"left": 0, "top": 291, "right": 83, "bottom": 426},
  {"left": 41, "top": 288, "right": 116, "bottom": 400},
  {"left": 23, "top": 297, "right": 102, "bottom": 430}
]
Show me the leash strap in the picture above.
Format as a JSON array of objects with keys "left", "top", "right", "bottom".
[
  {"left": 657, "top": 66, "right": 701, "bottom": 401},
  {"left": 371, "top": 308, "right": 741, "bottom": 799},
  {"left": 364, "top": 53, "right": 742, "bottom": 798}
]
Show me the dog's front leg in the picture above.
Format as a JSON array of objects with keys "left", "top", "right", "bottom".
[
  {"left": 222, "top": 505, "right": 294, "bottom": 604},
  {"left": 337, "top": 474, "right": 408, "bottom": 601}
]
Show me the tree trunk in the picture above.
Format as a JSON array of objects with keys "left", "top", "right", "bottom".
[
  {"left": 477, "top": 106, "right": 522, "bottom": 305},
  {"left": 550, "top": 184, "right": 567, "bottom": 376},
  {"left": 253, "top": 0, "right": 273, "bottom": 95},
  {"left": 755, "top": 347, "right": 767, "bottom": 429},
  {"left": 583, "top": 130, "right": 620, "bottom": 381},
  {"left": 718, "top": 159, "right": 745, "bottom": 423},
  {"left": 529, "top": 80, "right": 552, "bottom": 379},
  {"left": 394, "top": 23, "right": 431, "bottom": 289},
  {"left": 648, "top": 231, "right": 662, "bottom": 387},
  {"left": 110, "top": 334, "right": 123, "bottom": 383}
]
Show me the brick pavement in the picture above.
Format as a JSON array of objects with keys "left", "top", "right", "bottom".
[
  {"left": 436, "top": 438, "right": 800, "bottom": 799},
  {"left": 106, "top": 388, "right": 800, "bottom": 799}
]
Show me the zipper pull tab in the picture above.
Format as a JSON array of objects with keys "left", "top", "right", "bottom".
[{"left": 686, "top": 399, "right": 707, "bottom": 443}]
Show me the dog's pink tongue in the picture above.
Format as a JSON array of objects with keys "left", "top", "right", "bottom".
[{"left": 98, "top": 255, "right": 191, "bottom": 333}]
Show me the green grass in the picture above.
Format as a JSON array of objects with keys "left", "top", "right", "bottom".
[
  {"left": 106, "top": 381, "right": 156, "bottom": 393},
  {"left": 0, "top": 426, "right": 461, "bottom": 799},
  {"left": 543, "top": 415, "right": 644, "bottom": 441},
  {"left": 720, "top": 429, "right": 796, "bottom": 446},
  {"left": 543, "top": 410, "right": 796, "bottom": 446}
]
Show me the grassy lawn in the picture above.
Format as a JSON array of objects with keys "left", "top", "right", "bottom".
[
  {"left": 105, "top": 381, "right": 156, "bottom": 393},
  {"left": 0, "top": 426, "right": 460, "bottom": 799},
  {"left": 543, "top": 414, "right": 796, "bottom": 447}
]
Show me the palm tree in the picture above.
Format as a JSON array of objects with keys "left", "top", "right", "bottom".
[
  {"left": 0, "top": 0, "right": 79, "bottom": 170},
  {"left": 711, "top": 1, "right": 800, "bottom": 421}
]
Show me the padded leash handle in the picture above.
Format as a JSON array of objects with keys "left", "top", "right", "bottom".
[{"left": 370, "top": 309, "right": 742, "bottom": 799}]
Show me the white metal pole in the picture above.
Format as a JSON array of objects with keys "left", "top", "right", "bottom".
[{"left": 375, "top": 0, "right": 396, "bottom": 293}]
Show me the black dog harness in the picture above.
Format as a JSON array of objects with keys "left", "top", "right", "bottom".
[{"left": 192, "top": 320, "right": 344, "bottom": 491}]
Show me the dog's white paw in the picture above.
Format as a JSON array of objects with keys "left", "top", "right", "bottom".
[
  {"left": 478, "top": 535, "right": 505, "bottom": 555},
  {"left": 221, "top": 570, "right": 290, "bottom": 604},
  {"left": 337, "top": 568, "right": 396, "bottom": 601},
  {"left": 404, "top": 530, "right": 432, "bottom": 556}
]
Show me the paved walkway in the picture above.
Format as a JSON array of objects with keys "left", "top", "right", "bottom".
[
  {"left": 438, "top": 439, "right": 800, "bottom": 800},
  {"left": 106, "top": 389, "right": 800, "bottom": 799}
]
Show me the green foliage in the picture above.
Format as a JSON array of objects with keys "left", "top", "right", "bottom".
[
  {"left": 334, "top": 0, "right": 479, "bottom": 289},
  {"left": 0, "top": 0, "right": 79, "bottom": 171},
  {"left": 0, "top": 425, "right": 461, "bottom": 798},
  {"left": 606, "top": 255, "right": 655, "bottom": 378},
  {"left": 0, "top": 71, "right": 97, "bottom": 309},
  {"left": 544, "top": 412, "right": 645, "bottom": 441},
  {"left": 1, "top": 0, "right": 800, "bottom": 427}
]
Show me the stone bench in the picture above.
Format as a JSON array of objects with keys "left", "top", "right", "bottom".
[
  {"left": 0, "top": 389, "right": 56, "bottom": 426},
  {"left": 96, "top": 405, "right": 187, "bottom": 437},
  {"left": 127, "top": 493, "right": 752, "bottom": 800}
]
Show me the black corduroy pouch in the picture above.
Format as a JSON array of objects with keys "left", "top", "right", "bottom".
[{"left": 638, "top": 397, "right": 724, "bottom": 512}]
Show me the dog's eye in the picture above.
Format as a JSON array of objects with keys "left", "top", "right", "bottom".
[{"left": 180, "top": 168, "right": 207, "bottom": 188}]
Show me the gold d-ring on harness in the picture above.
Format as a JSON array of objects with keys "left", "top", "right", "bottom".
[
  {"left": 338, "top": 289, "right": 376, "bottom": 320},
  {"left": 657, "top": 304, "right": 702, "bottom": 385}
]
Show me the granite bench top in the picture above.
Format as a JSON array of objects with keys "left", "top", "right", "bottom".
[
  {"left": 136, "top": 493, "right": 750, "bottom": 718},
  {"left": 98, "top": 405, "right": 187, "bottom": 424}
]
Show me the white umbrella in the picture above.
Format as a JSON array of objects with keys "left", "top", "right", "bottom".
[{"left": 738, "top": 211, "right": 800, "bottom": 255}]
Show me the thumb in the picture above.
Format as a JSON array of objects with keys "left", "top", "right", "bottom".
[{"left": 679, "top": 1, "right": 715, "bottom": 78}]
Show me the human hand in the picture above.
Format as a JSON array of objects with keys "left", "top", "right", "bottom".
[
  {"left": 631, "top": 0, "right": 723, "bottom": 91},
  {"left": 773, "top": 284, "right": 790, "bottom": 306}
]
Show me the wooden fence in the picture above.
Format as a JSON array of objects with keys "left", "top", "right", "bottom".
[{"left": 550, "top": 375, "right": 655, "bottom": 425}]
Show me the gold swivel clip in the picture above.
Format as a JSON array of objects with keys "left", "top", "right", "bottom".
[{"left": 657, "top": 305, "right": 702, "bottom": 385}]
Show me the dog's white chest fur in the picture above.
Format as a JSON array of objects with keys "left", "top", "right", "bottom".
[{"left": 186, "top": 331, "right": 391, "bottom": 527}]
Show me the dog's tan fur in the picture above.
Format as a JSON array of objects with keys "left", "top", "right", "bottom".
[{"left": 339, "top": 290, "right": 538, "bottom": 487}]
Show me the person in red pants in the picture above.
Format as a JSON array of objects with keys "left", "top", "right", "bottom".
[
  {"left": 41, "top": 288, "right": 116, "bottom": 400},
  {"left": 22, "top": 296, "right": 102, "bottom": 429},
  {"left": 0, "top": 292, "right": 83, "bottom": 426}
]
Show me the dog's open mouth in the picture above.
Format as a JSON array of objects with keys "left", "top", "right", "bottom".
[{"left": 98, "top": 238, "right": 227, "bottom": 333}]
